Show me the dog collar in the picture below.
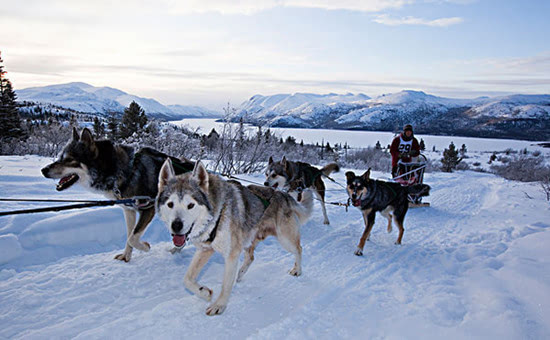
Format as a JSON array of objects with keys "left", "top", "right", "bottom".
[{"left": 206, "top": 212, "right": 223, "bottom": 243}]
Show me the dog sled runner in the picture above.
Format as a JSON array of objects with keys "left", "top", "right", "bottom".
[{"left": 393, "top": 155, "right": 430, "bottom": 208}]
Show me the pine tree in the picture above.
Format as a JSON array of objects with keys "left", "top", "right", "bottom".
[
  {"left": 107, "top": 112, "right": 119, "bottom": 140},
  {"left": 93, "top": 116, "right": 105, "bottom": 138},
  {"left": 0, "top": 52, "right": 24, "bottom": 142},
  {"left": 460, "top": 144, "right": 467, "bottom": 157},
  {"left": 119, "top": 101, "right": 147, "bottom": 139},
  {"left": 441, "top": 142, "right": 462, "bottom": 172}
]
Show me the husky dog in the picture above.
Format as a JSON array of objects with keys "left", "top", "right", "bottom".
[
  {"left": 41, "top": 127, "right": 194, "bottom": 262},
  {"left": 345, "top": 169, "right": 430, "bottom": 256},
  {"left": 156, "top": 159, "right": 313, "bottom": 316},
  {"left": 264, "top": 156, "right": 339, "bottom": 224}
]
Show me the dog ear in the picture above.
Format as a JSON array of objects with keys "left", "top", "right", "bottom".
[
  {"left": 158, "top": 158, "right": 175, "bottom": 192},
  {"left": 80, "top": 128, "right": 98, "bottom": 155},
  {"left": 345, "top": 171, "right": 356, "bottom": 182},
  {"left": 80, "top": 128, "right": 94, "bottom": 145},
  {"left": 268, "top": 156, "right": 273, "bottom": 165},
  {"left": 282, "top": 156, "right": 288, "bottom": 169},
  {"left": 192, "top": 161, "right": 209, "bottom": 191},
  {"left": 72, "top": 127, "right": 80, "bottom": 141},
  {"left": 361, "top": 168, "right": 371, "bottom": 181}
]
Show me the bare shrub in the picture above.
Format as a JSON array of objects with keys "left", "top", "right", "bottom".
[{"left": 491, "top": 155, "right": 550, "bottom": 182}]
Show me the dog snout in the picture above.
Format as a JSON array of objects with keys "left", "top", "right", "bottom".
[
  {"left": 351, "top": 193, "right": 357, "bottom": 200},
  {"left": 41, "top": 166, "right": 50, "bottom": 177},
  {"left": 171, "top": 219, "right": 183, "bottom": 233},
  {"left": 264, "top": 181, "right": 269, "bottom": 186}
]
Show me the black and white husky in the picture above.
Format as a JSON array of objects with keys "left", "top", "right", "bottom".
[{"left": 41, "top": 127, "right": 194, "bottom": 262}]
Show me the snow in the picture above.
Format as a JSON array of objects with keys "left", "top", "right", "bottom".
[{"left": 1, "top": 153, "right": 550, "bottom": 338}]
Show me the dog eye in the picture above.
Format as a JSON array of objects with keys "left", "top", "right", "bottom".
[
  {"left": 167, "top": 202, "right": 174, "bottom": 208},
  {"left": 187, "top": 203, "right": 195, "bottom": 209},
  {"left": 271, "top": 174, "right": 276, "bottom": 178}
]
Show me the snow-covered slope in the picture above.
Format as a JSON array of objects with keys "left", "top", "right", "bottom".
[
  {"left": 235, "top": 92, "right": 370, "bottom": 127},
  {"left": 16, "top": 82, "right": 221, "bottom": 120},
  {"left": 1, "top": 155, "right": 550, "bottom": 338},
  {"left": 234, "top": 91, "right": 550, "bottom": 140}
]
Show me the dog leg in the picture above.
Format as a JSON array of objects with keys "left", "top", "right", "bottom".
[
  {"left": 277, "top": 227, "right": 302, "bottom": 276},
  {"left": 206, "top": 249, "right": 241, "bottom": 316},
  {"left": 127, "top": 208, "right": 155, "bottom": 252},
  {"left": 394, "top": 216, "right": 405, "bottom": 245},
  {"left": 380, "top": 207, "right": 393, "bottom": 234},
  {"left": 237, "top": 239, "right": 259, "bottom": 282},
  {"left": 355, "top": 209, "right": 375, "bottom": 256},
  {"left": 114, "top": 208, "right": 136, "bottom": 262},
  {"left": 314, "top": 182, "right": 330, "bottom": 225},
  {"left": 184, "top": 247, "right": 215, "bottom": 301}
]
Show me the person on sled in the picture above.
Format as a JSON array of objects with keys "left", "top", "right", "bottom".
[{"left": 390, "top": 124, "right": 420, "bottom": 178}]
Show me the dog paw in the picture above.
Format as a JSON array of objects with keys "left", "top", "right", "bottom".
[
  {"left": 354, "top": 248, "right": 363, "bottom": 256},
  {"left": 198, "top": 286, "right": 213, "bottom": 301},
  {"left": 143, "top": 242, "right": 151, "bottom": 251},
  {"left": 206, "top": 302, "right": 226, "bottom": 316},
  {"left": 323, "top": 220, "right": 330, "bottom": 225},
  {"left": 289, "top": 266, "right": 302, "bottom": 277},
  {"left": 114, "top": 253, "right": 131, "bottom": 262},
  {"left": 394, "top": 241, "right": 402, "bottom": 245},
  {"left": 236, "top": 270, "right": 246, "bottom": 282}
]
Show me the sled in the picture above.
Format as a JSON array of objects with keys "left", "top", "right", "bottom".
[{"left": 393, "top": 155, "right": 430, "bottom": 208}]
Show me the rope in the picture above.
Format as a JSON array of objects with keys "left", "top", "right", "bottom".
[{"left": 0, "top": 196, "right": 155, "bottom": 217}]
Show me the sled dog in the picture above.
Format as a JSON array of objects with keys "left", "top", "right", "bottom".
[
  {"left": 41, "top": 127, "right": 194, "bottom": 262},
  {"left": 156, "top": 159, "right": 313, "bottom": 316},
  {"left": 264, "top": 156, "right": 339, "bottom": 224},
  {"left": 345, "top": 169, "right": 430, "bottom": 256}
]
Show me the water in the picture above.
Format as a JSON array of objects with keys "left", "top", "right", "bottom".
[{"left": 171, "top": 118, "right": 547, "bottom": 153}]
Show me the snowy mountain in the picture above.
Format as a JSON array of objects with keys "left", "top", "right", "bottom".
[
  {"left": 1, "top": 155, "right": 550, "bottom": 338},
  {"left": 235, "top": 92, "right": 371, "bottom": 127},
  {"left": 233, "top": 91, "right": 550, "bottom": 140},
  {"left": 16, "top": 82, "right": 221, "bottom": 120}
]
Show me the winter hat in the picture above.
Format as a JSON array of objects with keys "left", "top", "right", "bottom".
[{"left": 403, "top": 124, "right": 413, "bottom": 132}]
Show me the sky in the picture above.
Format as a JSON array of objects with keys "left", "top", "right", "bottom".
[{"left": 1, "top": 0, "right": 549, "bottom": 110}]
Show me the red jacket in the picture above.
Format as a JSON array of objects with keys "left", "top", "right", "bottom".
[{"left": 390, "top": 133, "right": 420, "bottom": 168}]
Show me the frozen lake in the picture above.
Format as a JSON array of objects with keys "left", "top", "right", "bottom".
[{"left": 171, "top": 118, "right": 547, "bottom": 153}]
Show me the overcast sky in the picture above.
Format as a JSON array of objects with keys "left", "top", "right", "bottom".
[{"left": 2, "top": 0, "right": 549, "bottom": 110}]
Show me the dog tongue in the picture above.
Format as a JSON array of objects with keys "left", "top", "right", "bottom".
[{"left": 172, "top": 234, "right": 186, "bottom": 247}]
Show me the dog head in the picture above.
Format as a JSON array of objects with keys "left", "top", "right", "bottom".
[
  {"left": 345, "top": 168, "right": 371, "bottom": 207},
  {"left": 156, "top": 159, "right": 214, "bottom": 248},
  {"left": 41, "top": 128, "right": 98, "bottom": 191},
  {"left": 264, "top": 156, "right": 289, "bottom": 189}
]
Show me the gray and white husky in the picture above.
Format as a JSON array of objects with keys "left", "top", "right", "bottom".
[
  {"left": 156, "top": 159, "right": 313, "bottom": 316},
  {"left": 41, "top": 127, "right": 194, "bottom": 262},
  {"left": 264, "top": 156, "right": 339, "bottom": 224}
]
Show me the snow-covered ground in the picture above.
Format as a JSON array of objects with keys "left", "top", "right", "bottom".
[{"left": 1, "top": 155, "right": 550, "bottom": 339}]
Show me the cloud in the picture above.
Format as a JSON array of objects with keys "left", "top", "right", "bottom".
[{"left": 373, "top": 14, "right": 463, "bottom": 26}]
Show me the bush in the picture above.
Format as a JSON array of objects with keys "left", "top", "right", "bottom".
[
  {"left": 341, "top": 147, "right": 391, "bottom": 173},
  {"left": 491, "top": 155, "right": 550, "bottom": 182}
]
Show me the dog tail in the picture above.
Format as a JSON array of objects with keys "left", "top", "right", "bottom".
[
  {"left": 321, "top": 163, "right": 340, "bottom": 176},
  {"left": 407, "top": 184, "right": 431, "bottom": 197}
]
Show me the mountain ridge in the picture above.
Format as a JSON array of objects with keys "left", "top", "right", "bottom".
[{"left": 16, "top": 82, "right": 221, "bottom": 120}]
